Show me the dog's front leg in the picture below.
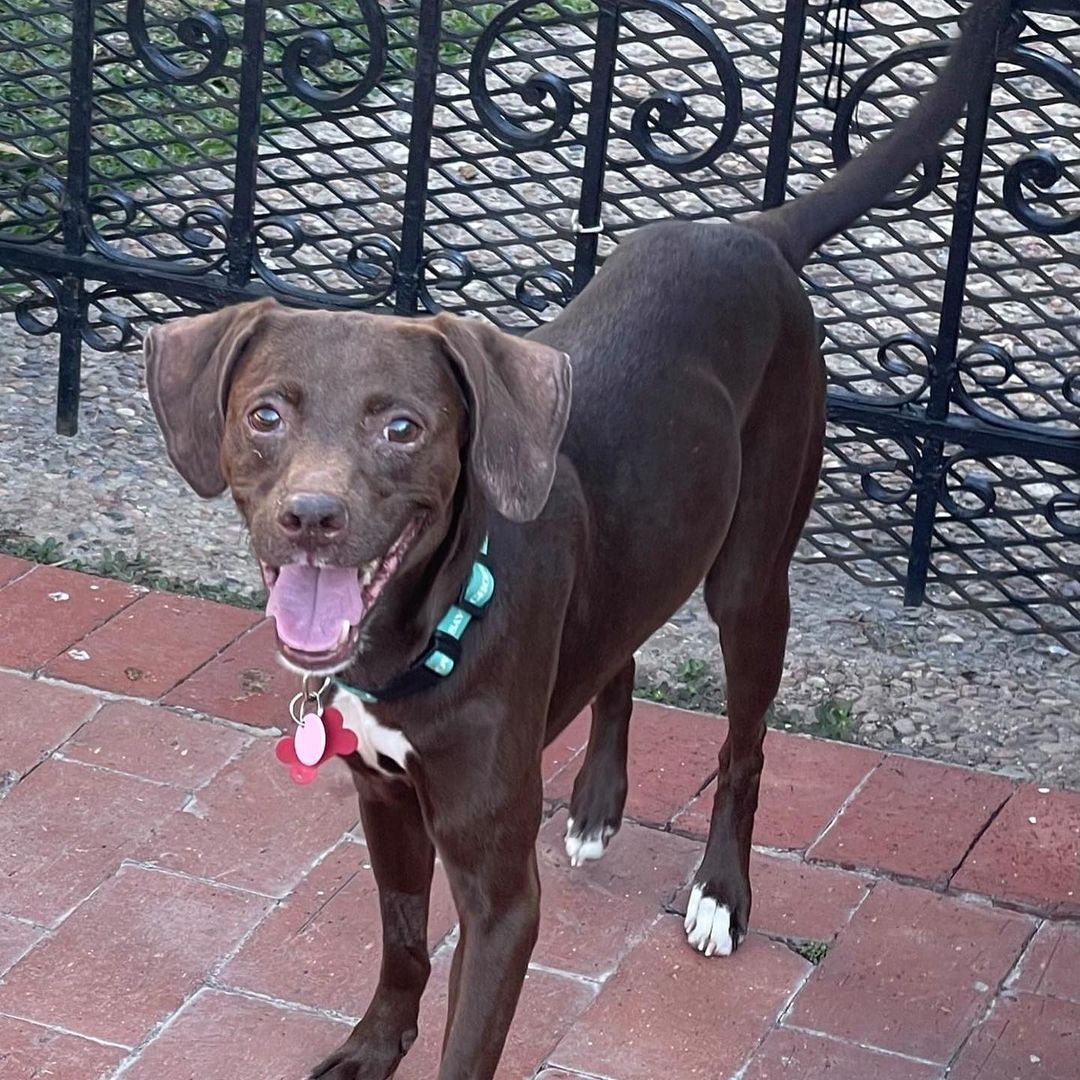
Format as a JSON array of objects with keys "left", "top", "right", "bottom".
[
  {"left": 432, "top": 769, "right": 543, "bottom": 1080},
  {"left": 311, "top": 780, "right": 435, "bottom": 1080}
]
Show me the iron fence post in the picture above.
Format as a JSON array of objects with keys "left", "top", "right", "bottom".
[
  {"left": 227, "top": 0, "right": 267, "bottom": 290},
  {"left": 764, "top": 0, "right": 808, "bottom": 209},
  {"left": 571, "top": 1, "right": 620, "bottom": 292},
  {"left": 395, "top": 0, "right": 443, "bottom": 315},
  {"left": 56, "top": 0, "right": 95, "bottom": 435},
  {"left": 903, "top": 9, "right": 1006, "bottom": 607}
]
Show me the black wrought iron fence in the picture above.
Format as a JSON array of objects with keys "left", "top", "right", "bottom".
[{"left": 0, "top": 0, "right": 1077, "bottom": 647}]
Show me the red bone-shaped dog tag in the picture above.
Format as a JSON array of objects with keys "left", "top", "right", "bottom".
[{"left": 275, "top": 705, "right": 357, "bottom": 785}]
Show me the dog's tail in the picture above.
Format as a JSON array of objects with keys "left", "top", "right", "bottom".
[{"left": 756, "top": 0, "right": 1010, "bottom": 269}]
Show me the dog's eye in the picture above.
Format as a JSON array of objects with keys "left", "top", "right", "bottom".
[
  {"left": 249, "top": 406, "right": 282, "bottom": 432},
  {"left": 383, "top": 417, "right": 420, "bottom": 444}
]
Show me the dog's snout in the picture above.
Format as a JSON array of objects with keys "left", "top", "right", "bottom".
[{"left": 278, "top": 492, "right": 349, "bottom": 543}]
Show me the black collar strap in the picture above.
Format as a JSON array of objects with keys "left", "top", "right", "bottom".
[{"left": 333, "top": 537, "right": 493, "bottom": 705}]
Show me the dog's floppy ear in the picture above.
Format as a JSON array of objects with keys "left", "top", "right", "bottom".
[
  {"left": 143, "top": 298, "right": 277, "bottom": 498},
  {"left": 434, "top": 313, "right": 572, "bottom": 523}
]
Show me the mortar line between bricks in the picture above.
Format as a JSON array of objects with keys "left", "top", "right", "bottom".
[
  {"left": 169, "top": 724, "right": 259, "bottom": 809},
  {"left": 942, "top": 911, "right": 1044, "bottom": 1075},
  {"left": 0, "top": 1009, "right": 133, "bottom": 1051},
  {"left": 943, "top": 785, "right": 1016, "bottom": 891},
  {"left": 0, "top": 911, "right": 50, "bottom": 930},
  {"left": 731, "top": 952, "right": 817, "bottom": 1080},
  {"left": 788, "top": 858, "right": 1061, "bottom": 921},
  {"left": 41, "top": 857, "right": 134, "bottom": 932},
  {"left": 25, "top": 671, "right": 164, "bottom": 708},
  {"left": 779, "top": 1023, "right": 947, "bottom": 1067},
  {"left": 117, "top": 859, "right": 282, "bottom": 901},
  {"left": 154, "top": 616, "right": 264, "bottom": 700},
  {"left": 108, "top": 858, "right": 297, "bottom": 1078},
  {"left": 526, "top": 960, "right": 604, "bottom": 988},
  {"left": 106, "top": 983, "right": 210, "bottom": 1080},
  {"left": 0, "top": 926, "right": 53, "bottom": 978},
  {"left": 205, "top": 980, "right": 361, "bottom": 1026},
  {"left": 947, "top": 882, "right": 1066, "bottom": 920},
  {"left": 202, "top": 829, "right": 366, "bottom": 978},
  {"left": 50, "top": 752, "right": 178, "bottom": 788},
  {"left": 166, "top": 704, "right": 283, "bottom": 738},
  {"left": 1002, "top": 916, "right": 1046, "bottom": 992},
  {"left": 0, "top": 562, "right": 36, "bottom": 589},
  {"left": 534, "top": 1065, "right": 611, "bottom": 1080},
  {"left": 803, "top": 755, "right": 884, "bottom": 852},
  {"left": 0, "top": 694, "right": 108, "bottom": 800},
  {"left": 36, "top": 584, "right": 149, "bottom": 665}
]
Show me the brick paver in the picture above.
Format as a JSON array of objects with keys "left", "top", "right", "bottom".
[
  {"left": 43, "top": 591, "right": 259, "bottom": 696},
  {"left": 544, "top": 702, "right": 727, "bottom": 826},
  {"left": 0, "top": 565, "right": 144, "bottom": 671},
  {"left": 135, "top": 738, "right": 358, "bottom": 896},
  {"left": 0, "top": 865, "right": 268, "bottom": 1046},
  {"left": 164, "top": 618, "right": 295, "bottom": 729},
  {"left": 0, "top": 567, "right": 1076, "bottom": 1079},
  {"left": 534, "top": 810, "right": 701, "bottom": 978},
  {"left": 673, "top": 851, "right": 871, "bottom": 943},
  {"left": 62, "top": 700, "right": 248, "bottom": 786},
  {"left": 0, "top": 758, "right": 183, "bottom": 924},
  {"left": 673, "top": 732, "right": 882, "bottom": 849},
  {"left": 550, "top": 919, "right": 811, "bottom": 1079},
  {"left": 220, "top": 838, "right": 457, "bottom": 1015},
  {"left": 0, "top": 553, "right": 32, "bottom": 586},
  {"left": 0, "top": 914, "right": 41, "bottom": 976},
  {"left": 118, "top": 988, "right": 350, "bottom": 1080},
  {"left": 952, "top": 785, "right": 1080, "bottom": 916},
  {"left": 786, "top": 880, "right": 1034, "bottom": 1062},
  {"left": 0, "top": 1016, "right": 125, "bottom": 1080},
  {"left": 0, "top": 671, "right": 99, "bottom": 779},
  {"left": 1010, "top": 920, "right": 1080, "bottom": 1001},
  {"left": 808, "top": 756, "right": 1014, "bottom": 886},
  {"left": 948, "top": 993, "right": 1080, "bottom": 1080},
  {"left": 741, "top": 1027, "right": 942, "bottom": 1080}
]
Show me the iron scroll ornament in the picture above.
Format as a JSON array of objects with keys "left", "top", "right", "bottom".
[
  {"left": 467, "top": 0, "right": 743, "bottom": 170},
  {"left": 281, "top": 0, "right": 388, "bottom": 113},
  {"left": 999, "top": 43, "right": 1080, "bottom": 237},
  {"left": 126, "top": 0, "right": 229, "bottom": 85}
]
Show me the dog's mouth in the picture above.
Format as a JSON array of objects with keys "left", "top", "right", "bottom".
[{"left": 262, "top": 517, "right": 423, "bottom": 671}]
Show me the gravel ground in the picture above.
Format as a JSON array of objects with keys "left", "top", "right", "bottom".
[{"left": 1, "top": 314, "right": 1078, "bottom": 790}]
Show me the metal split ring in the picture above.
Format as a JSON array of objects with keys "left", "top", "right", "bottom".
[{"left": 288, "top": 675, "right": 331, "bottom": 725}]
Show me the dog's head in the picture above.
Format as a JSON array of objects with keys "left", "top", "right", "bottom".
[{"left": 144, "top": 298, "right": 571, "bottom": 674}]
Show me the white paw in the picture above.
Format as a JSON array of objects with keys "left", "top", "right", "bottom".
[
  {"left": 564, "top": 816, "right": 616, "bottom": 868},
  {"left": 684, "top": 882, "right": 734, "bottom": 957}
]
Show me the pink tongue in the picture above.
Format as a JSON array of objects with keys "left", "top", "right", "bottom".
[{"left": 266, "top": 565, "right": 364, "bottom": 654}]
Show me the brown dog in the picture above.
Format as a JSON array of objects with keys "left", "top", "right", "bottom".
[{"left": 145, "top": 3, "right": 1008, "bottom": 1076}]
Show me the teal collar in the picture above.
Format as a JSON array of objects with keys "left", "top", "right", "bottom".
[{"left": 334, "top": 536, "right": 493, "bottom": 705}]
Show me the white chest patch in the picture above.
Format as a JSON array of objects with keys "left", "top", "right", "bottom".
[{"left": 334, "top": 690, "right": 416, "bottom": 777}]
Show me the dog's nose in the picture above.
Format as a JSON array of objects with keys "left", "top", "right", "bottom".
[{"left": 278, "top": 492, "right": 349, "bottom": 543}]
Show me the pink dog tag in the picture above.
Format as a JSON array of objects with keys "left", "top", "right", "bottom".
[{"left": 294, "top": 713, "right": 327, "bottom": 767}]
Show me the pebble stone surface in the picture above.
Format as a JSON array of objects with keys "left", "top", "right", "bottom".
[{"left": 1, "top": 314, "right": 1077, "bottom": 789}]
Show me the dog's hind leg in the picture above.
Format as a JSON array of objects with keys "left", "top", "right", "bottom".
[
  {"left": 564, "top": 657, "right": 634, "bottom": 866},
  {"left": 684, "top": 344, "right": 824, "bottom": 957}
]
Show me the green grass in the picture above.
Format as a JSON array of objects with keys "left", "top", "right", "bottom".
[
  {"left": 791, "top": 939, "right": 829, "bottom": 965},
  {"left": 0, "top": 0, "right": 600, "bottom": 201},
  {"left": 0, "top": 531, "right": 264, "bottom": 610},
  {"left": 636, "top": 654, "right": 726, "bottom": 712},
  {"left": 769, "top": 697, "right": 856, "bottom": 743}
]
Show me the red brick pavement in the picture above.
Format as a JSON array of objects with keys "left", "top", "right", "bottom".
[{"left": 0, "top": 561, "right": 1076, "bottom": 1079}]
